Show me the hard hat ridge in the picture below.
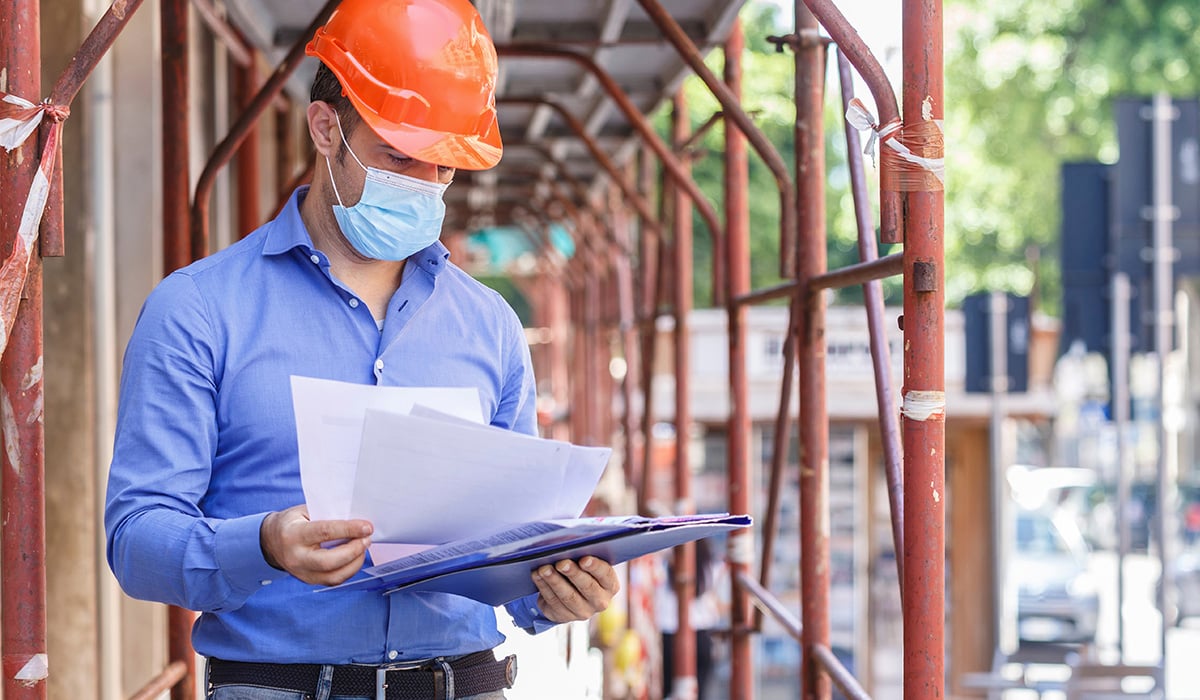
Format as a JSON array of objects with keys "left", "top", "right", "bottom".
[{"left": 306, "top": 0, "right": 503, "bottom": 170}]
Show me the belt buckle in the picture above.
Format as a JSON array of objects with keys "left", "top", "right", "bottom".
[{"left": 375, "top": 659, "right": 427, "bottom": 700}]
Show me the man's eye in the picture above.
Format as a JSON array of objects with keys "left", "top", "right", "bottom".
[{"left": 388, "top": 154, "right": 414, "bottom": 166}]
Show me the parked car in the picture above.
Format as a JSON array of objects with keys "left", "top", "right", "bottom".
[{"left": 1013, "top": 508, "right": 1100, "bottom": 644}]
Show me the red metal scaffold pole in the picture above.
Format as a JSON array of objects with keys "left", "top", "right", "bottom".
[
  {"left": 0, "top": 2, "right": 47, "bottom": 696},
  {"left": 900, "top": 0, "right": 946, "bottom": 697},
  {"left": 722, "top": 19, "right": 755, "bottom": 700},
  {"left": 793, "top": 3, "right": 830, "bottom": 699}
]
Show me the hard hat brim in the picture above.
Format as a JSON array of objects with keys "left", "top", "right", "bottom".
[{"left": 350, "top": 91, "right": 503, "bottom": 171}]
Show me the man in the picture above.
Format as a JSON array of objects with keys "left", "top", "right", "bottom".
[{"left": 105, "top": 1, "right": 618, "bottom": 698}]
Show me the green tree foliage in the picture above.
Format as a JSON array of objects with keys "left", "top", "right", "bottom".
[{"left": 945, "top": 0, "right": 1200, "bottom": 310}]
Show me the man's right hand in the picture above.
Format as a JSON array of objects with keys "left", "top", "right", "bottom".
[{"left": 260, "top": 504, "right": 374, "bottom": 586}]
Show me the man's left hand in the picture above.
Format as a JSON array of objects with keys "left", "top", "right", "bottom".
[{"left": 531, "top": 556, "right": 619, "bottom": 623}]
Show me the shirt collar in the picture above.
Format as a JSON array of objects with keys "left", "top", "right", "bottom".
[{"left": 263, "top": 185, "right": 452, "bottom": 277}]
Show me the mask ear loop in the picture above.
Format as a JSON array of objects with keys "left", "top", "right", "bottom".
[{"left": 324, "top": 110, "right": 368, "bottom": 207}]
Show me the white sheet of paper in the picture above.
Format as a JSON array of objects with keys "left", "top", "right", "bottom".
[
  {"left": 350, "top": 408, "right": 610, "bottom": 544},
  {"left": 290, "top": 376, "right": 483, "bottom": 523}
]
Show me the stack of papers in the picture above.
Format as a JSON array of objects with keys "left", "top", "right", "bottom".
[
  {"left": 290, "top": 377, "right": 752, "bottom": 605},
  {"left": 328, "top": 513, "right": 753, "bottom": 605},
  {"left": 291, "top": 376, "right": 611, "bottom": 549}
]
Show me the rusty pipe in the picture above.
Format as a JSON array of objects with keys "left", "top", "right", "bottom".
[
  {"left": 635, "top": 0, "right": 795, "bottom": 281},
  {"left": 807, "top": 253, "right": 903, "bottom": 291},
  {"left": 800, "top": 0, "right": 897, "bottom": 127},
  {"left": 191, "top": 0, "right": 253, "bottom": 67},
  {"left": 802, "top": 0, "right": 903, "bottom": 245},
  {"left": 497, "top": 97, "right": 661, "bottom": 240},
  {"left": 494, "top": 43, "right": 725, "bottom": 303},
  {"left": 192, "top": 0, "right": 341, "bottom": 261},
  {"left": 838, "top": 48, "right": 904, "bottom": 594},
  {"left": 900, "top": 0, "right": 946, "bottom": 696},
  {"left": 814, "top": 644, "right": 873, "bottom": 700},
  {"left": 162, "top": 0, "right": 191, "bottom": 273},
  {"left": 736, "top": 571, "right": 802, "bottom": 640},
  {"left": 723, "top": 20, "right": 755, "bottom": 700}
]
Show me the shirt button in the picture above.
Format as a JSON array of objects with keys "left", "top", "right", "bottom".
[
  {"left": 388, "top": 650, "right": 399, "bottom": 660},
  {"left": 260, "top": 579, "right": 272, "bottom": 586},
  {"left": 348, "top": 298, "right": 360, "bottom": 308},
  {"left": 309, "top": 254, "right": 320, "bottom": 264},
  {"left": 374, "top": 359, "right": 384, "bottom": 372}
]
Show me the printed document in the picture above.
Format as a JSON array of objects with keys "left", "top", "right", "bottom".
[
  {"left": 291, "top": 376, "right": 611, "bottom": 551},
  {"left": 290, "top": 376, "right": 484, "bottom": 523}
]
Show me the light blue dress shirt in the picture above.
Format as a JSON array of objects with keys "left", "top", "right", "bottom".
[{"left": 106, "top": 187, "right": 551, "bottom": 664}]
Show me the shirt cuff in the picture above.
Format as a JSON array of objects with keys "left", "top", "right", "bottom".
[
  {"left": 507, "top": 593, "right": 558, "bottom": 634},
  {"left": 214, "top": 512, "right": 282, "bottom": 593}
]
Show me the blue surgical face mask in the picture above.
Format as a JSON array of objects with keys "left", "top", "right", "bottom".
[{"left": 325, "top": 115, "right": 450, "bottom": 261}]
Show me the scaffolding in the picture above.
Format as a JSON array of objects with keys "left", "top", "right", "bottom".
[{"left": 0, "top": 1, "right": 943, "bottom": 698}]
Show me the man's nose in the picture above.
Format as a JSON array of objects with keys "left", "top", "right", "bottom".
[{"left": 409, "top": 160, "right": 442, "bottom": 182}]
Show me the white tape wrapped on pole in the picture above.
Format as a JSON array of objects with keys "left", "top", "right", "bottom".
[
  {"left": 0, "top": 91, "right": 66, "bottom": 359},
  {"left": 845, "top": 96, "right": 944, "bottom": 185}
]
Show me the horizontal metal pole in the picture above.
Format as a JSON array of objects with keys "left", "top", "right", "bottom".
[
  {"left": 731, "top": 280, "right": 801, "bottom": 307},
  {"left": 807, "top": 252, "right": 902, "bottom": 291},
  {"left": 813, "top": 643, "right": 872, "bottom": 700},
  {"left": 126, "top": 661, "right": 188, "bottom": 700},
  {"left": 735, "top": 570, "right": 801, "bottom": 640}
]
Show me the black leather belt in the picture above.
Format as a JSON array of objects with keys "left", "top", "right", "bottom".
[{"left": 208, "top": 650, "right": 517, "bottom": 700}]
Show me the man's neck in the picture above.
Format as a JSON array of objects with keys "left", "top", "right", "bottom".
[{"left": 299, "top": 183, "right": 406, "bottom": 320}]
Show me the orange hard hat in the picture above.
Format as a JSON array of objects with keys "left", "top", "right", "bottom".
[{"left": 306, "top": 0, "right": 502, "bottom": 170}]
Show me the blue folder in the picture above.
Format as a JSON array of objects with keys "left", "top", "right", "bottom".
[{"left": 325, "top": 513, "right": 752, "bottom": 606}]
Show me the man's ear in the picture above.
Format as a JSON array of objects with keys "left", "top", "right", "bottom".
[{"left": 307, "top": 102, "right": 340, "bottom": 159}]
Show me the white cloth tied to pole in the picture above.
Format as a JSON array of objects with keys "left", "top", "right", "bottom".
[
  {"left": 845, "top": 97, "right": 944, "bottom": 187},
  {"left": 0, "top": 91, "right": 69, "bottom": 358}
]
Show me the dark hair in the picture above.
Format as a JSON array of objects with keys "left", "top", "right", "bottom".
[
  {"left": 310, "top": 62, "right": 359, "bottom": 164},
  {"left": 310, "top": 62, "right": 360, "bottom": 133}
]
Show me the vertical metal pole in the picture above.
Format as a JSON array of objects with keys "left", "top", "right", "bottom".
[
  {"left": 611, "top": 182, "right": 642, "bottom": 492},
  {"left": 723, "top": 20, "right": 754, "bottom": 700},
  {"left": 0, "top": 4, "right": 47, "bottom": 697},
  {"left": 234, "top": 60, "right": 260, "bottom": 237},
  {"left": 670, "top": 89, "right": 698, "bottom": 700},
  {"left": 639, "top": 146, "right": 664, "bottom": 514},
  {"left": 901, "top": 0, "right": 946, "bottom": 697},
  {"left": 794, "top": 3, "right": 829, "bottom": 699},
  {"left": 1112, "top": 271, "right": 1132, "bottom": 660},
  {"left": 162, "top": 2, "right": 198, "bottom": 696},
  {"left": 990, "top": 291, "right": 1015, "bottom": 656},
  {"left": 1149, "top": 91, "right": 1176, "bottom": 683},
  {"left": 836, "top": 48, "right": 904, "bottom": 592},
  {"left": 162, "top": 0, "right": 191, "bottom": 272}
]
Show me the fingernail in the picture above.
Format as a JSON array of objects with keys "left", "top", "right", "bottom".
[
  {"left": 581, "top": 557, "right": 593, "bottom": 570},
  {"left": 540, "top": 566, "right": 554, "bottom": 577},
  {"left": 361, "top": 525, "right": 372, "bottom": 536},
  {"left": 557, "top": 561, "right": 571, "bottom": 573}
]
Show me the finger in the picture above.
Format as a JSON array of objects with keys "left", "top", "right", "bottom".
[
  {"left": 532, "top": 567, "right": 571, "bottom": 621},
  {"left": 580, "top": 557, "right": 620, "bottom": 594},
  {"left": 557, "top": 559, "right": 613, "bottom": 612},
  {"left": 313, "top": 550, "right": 370, "bottom": 586},
  {"left": 302, "top": 536, "right": 370, "bottom": 573},
  {"left": 543, "top": 561, "right": 594, "bottom": 619},
  {"left": 299, "top": 518, "right": 374, "bottom": 546},
  {"left": 556, "top": 559, "right": 606, "bottom": 603}
]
